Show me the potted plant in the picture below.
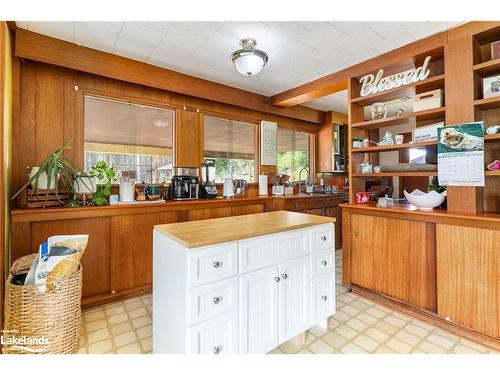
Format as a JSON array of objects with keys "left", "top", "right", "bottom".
[
  {"left": 88, "top": 160, "right": 116, "bottom": 206},
  {"left": 12, "top": 139, "right": 79, "bottom": 204}
]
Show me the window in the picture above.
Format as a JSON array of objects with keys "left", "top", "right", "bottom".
[
  {"left": 84, "top": 96, "right": 174, "bottom": 183},
  {"left": 204, "top": 116, "right": 257, "bottom": 183},
  {"left": 277, "top": 128, "right": 311, "bottom": 181}
]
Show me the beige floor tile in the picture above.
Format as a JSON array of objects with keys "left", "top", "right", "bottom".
[
  {"left": 386, "top": 338, "right": 413, "bottom": 354},
  {"left": 108, "top": 312, "right": 129, "bottom": 325},
  {"left": 391, "top": 311, "right": 412, "bottom": 322},
  {"left": 452, "top": 344, "right": 483, "bottom": 354},
  {"left": 132, "top": 315, "right": 152, "bottom": 329},
  {"left": 350, "top": 300, "right": 371, "bottom": 311},
  {"left": 353, "top": 335, "right": 379, "bottom": 352},
  {"left": 117, "top": 343, "right": 143, "bottom": 354},
  {"left": 110, "top": 321, "right": 133, "bottom": 336},
  {"left": 404, "top": 323, "right": 430, "bottom": 338},
  {"left": 308, "top": 340, "right": 334, "bottom": 354},
  {"left": 357, "top": 312, "right": 378, "bottom": 325},
  {"left": 458, "top": 339, "right": 489, "bottom": 353},
  {"left": 84, "top": 309, "right": 105, "bottom": 323},
  {"left": 129, "top": 307, "right": 148, "bottom": 319},
  {"left": 141, "top": 296, "right": 152, "bottom": 306},
  {"left": 365, "top": 328, "right": 389, "bottom": 343},
  {"left": 336, "top": 294, "right": 355, "bottom": 304},
  {"left": 375, "top": 345, "right": 397, "bottom": 354},
  {"left": 105, "top": 304, "right": 125, "bottom": 317},
  {"left": 346, "top": 318, "right": 368, "bottom": 332},
  {"left": 303, "top": 331, "right": 317, "bottom": 346},
  {"left": 87, "top": 328, "right": 110, "bottom": 344},
  {"left": 88, "top": 339, "right": 113, "bottom": 354},
  {"left": 308, "top": 324, "right": 329, "bottom": 337},
  {"left": 85, "top": 319, "right": 107, "bottom": 333},
  {"left": 357, "top": 297, "right": 375, "bottom": 306},
  {"left": 411, "top": 319, "right": 435, "bottom": 331},
  {"left": 340, "top": 343, "right": 368, "bottom": 354},
  {"left": 418, "top": 341, "right": 448, "bottom": 354},
  {"left": 328, "top": 318, "right": 341, "bottom": 329},
  {"left": 340, "top": 304, "right": 361, "bottom": 317},
  {"left": 374, "top": 304, "right": 392, "bottom": 313},
  {"left": 374, "top": 321, "right": 399, "bottom": 336},
  {"left": 330, "top": 311, "right": 351, "bottom": 322},
  {"left": 366, "top": 307, "right": 388, "bottom": 319},
  {"left": 427, "top": 333, "right": 455, "bottom": 350},
  {"left": 334, "top": 325, "right": 358, "bottom": 340},
  {"left": 136, "top": 325, "right": 152, "bottom": 339},
  {"left": 322, "top": 331, "right": 348, "bottom": 349},
  {"left": 383, "top": 314, "right": 407, "bottom": 328},
  {"left": 268, "top": 347, "right": 284, "bottom": 354},
  {"left": 279, "top": 340, "right": 302, "bottom": 354},
  {"left": 433, "top": 328, "right": 460, "bottom": 341},
  {"left": 297, "top": 348, "right": 313, "bottom": 354},
  {"left": 79, "top": 335, "right": 86, "bottom": 348},
  {"left": 124, "top": 300, "right": 143, "bottom": 311},
  {"left": 114, "top": 331, "right": 138, "bottom": 347},
  {"left": 395, "top": 330, "right": 421, "bottom": 346},
  {"left": 140, "top": 337, "right": 152, "bottom": 352},
  {"left": 77, "top": 347, "right": 88, "bottom": 354},
  {"left": 146, "top": 306, "right": 152, "bottom": 313}
]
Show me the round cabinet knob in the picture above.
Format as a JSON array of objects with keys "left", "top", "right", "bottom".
[
  {"left": 353, "top": 232, "right": 359, "bottom": 237},
  {"left": 321, "top": 260, "right": 328, "bottom": 266},
  {"left": 281, "top": 273, "right": 288, "bottom": 279},
  {"left": 274, "top": 277, "right": 281, "bottom": 283},
  {"left": 213, "top": 346, "right": 223, "bottom": 354},
  {"left": 321, "top": 236, "right": 327, "bottom": 241},
  {"left": 321, "top": 296, "right": 328, "bottom": 301},
  {"left": 213, "top": 261, "right": 221, "bottom": 269},
  {"left": 213, "top": 296, "right": 221, "bottom": 304}
]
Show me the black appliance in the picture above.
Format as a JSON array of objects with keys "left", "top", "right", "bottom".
[
  {"left": 171, "top": 167, "right": 199, "bottom": 200},
  {"left": 200, "top": 159, "right": 218, "bottom": 199}
]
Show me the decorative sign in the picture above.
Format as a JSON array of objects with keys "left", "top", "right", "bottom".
[
  {"left": 359, "top": 56, "right": 432, "bottom": 97},
  {"left": 437, "top": 122, "right": 485, "bottom": 187},
  {"left": 260, "top": 120, "right": 277, "bottom": 166}
]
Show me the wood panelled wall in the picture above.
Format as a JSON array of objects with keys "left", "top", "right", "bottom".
[{"left": 12, "top": 60, "right": 327, "bottom": 196}]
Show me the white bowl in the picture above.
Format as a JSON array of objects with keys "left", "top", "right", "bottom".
[{"left": 403, "top": 189, "right": 447, "bottom": 210}]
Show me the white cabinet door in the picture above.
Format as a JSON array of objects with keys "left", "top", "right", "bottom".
[
  {"left": 278, "top": 256, "right": 310, "bottom": 343},
  {"left": 239, "top": 265, "right": 279, "bottom": 353},
  {"left": 310, "top": 273, "right": 336, "bottom": 324},
  {"left": 187, "top": 310, "right": 239, "bottom": 354}
]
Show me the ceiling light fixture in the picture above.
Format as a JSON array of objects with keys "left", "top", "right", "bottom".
[{"left": 230, "top": 38, "right": 269, "bottom": 77}]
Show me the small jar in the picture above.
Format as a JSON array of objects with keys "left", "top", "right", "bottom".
[{"left": 362, "top": 138, "right": 370, "bottom": 148}]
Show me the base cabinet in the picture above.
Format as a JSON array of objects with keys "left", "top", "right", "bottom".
[{"left": 153, "top": 223, "right": 336, "bottom": 353}]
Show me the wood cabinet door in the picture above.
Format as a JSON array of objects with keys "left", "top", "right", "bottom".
[
  {"left": 278, "top": 256, "right": 310, "bottom": 343},
  {"left": 175, "top": 109, "right": 203, "bottom": 167},
  {"left": 110, "top": 212, "right": 177, "bottom": 292},
  {"left": 325, "top": 206, "right": 342, "bottom": 249},
  {"left": 239, "top": 265, "right": 279, "bottom": 353},
  {"left": 29, "top": 217, "right": 111, "bottom": 299},
  {"left": 436, "top": 224, "right": 500, "bottom": 338},
  {"left": 350, "top": 214, "right": 437, "bottom": 311}
]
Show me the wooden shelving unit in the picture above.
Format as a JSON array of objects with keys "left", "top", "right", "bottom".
[
  {"left": 352, "top": 171, "right": 437, "bottom": 177},
  {"left": 351, "top": 140, "right": 437, "bottom": 153},
  {"left": 351, "top": 107, "right": 445, "bottom": 130},
  {"left": 473, "top": 58, "right": 500, "bottom": 76},
  {"left": 474, "top": 96, "right": 500, "bottom": 110},
  {"left": 485, "top": 133, "right": 500, "bottom": 141},
  {"left": 485, "top": 170, "right": 500, "bottom": 177}
]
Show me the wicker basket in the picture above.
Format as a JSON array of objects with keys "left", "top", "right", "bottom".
[{"left": 2, "top": 254, "right": 82, "bottom": 354}]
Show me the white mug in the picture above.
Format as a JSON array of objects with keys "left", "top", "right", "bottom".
[{"left": 395, "top": 135, "right": 404, "bottom": 144}]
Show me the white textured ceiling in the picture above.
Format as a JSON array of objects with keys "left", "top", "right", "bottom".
[{"left": 16, "top": 21, "right": 460, "bottom": 113}]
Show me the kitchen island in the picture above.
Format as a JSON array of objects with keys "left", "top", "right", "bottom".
[{"left": 153, "top": 211, "right": 336, "bottom": 353}]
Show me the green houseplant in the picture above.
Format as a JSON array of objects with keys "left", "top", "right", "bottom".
[
  {"left": 88, "top": 160, "right": 116, "bottom": 206},
  {"left": 12, "top": 139, "right": 79, "bottom": 204}
]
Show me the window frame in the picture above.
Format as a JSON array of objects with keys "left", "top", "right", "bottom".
[
  {"left": 276, "top": 127, "right": 315, "bottom": 182},
  {"left": 81, "top": 92, "right": 176, "bottom": 184},
  {"left": 203, "top": 114, "right": 260, "bottom": 184}
]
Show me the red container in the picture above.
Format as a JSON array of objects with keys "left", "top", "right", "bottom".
[{"left": 355, "top": 192, "right": 370, "bottom": 204}]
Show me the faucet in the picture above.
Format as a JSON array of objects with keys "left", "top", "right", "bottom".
[{"left": 298, "top": 168, "right": 309, "bottom": 194}]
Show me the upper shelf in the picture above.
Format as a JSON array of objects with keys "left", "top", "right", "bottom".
[
  {"left": 351, "top": 140, "right": 437, "bottom": 153},
  {"left": 350, "top": 74, "right": 445, "bottom": 106},
  {"left": 474, "top": 96, "right": 500, "bottom": 110},
  {"left": 351, "top": 107, "right": 445, "bottom": 130},
  {"left": 473, "top": 59, "right": 500, "bottom": 77},
  {"left": 351, "top": 171, "right": 437, "bottom": 177},
  {"left": 485, "top": 133, "right": 500, "bottom": 142}
]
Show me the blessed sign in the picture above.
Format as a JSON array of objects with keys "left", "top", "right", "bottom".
[{"left": 359, "top": 56, "right": 432, "bottom": 97}]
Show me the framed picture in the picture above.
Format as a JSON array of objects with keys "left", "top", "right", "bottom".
[
  {"left": 491, "top": 40, "right": 500, "bottom": 60},
  {"left": 412, "top": 122, "right": 444, "bottom": 143},
  {"left": 483, "top": 76, "right": 500, "bottom": 99}
]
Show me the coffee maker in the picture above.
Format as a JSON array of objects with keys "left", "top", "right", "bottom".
[
  {"left": 200, "top": 159, "right": 218, "bottom": 199},
  {"left": 171, "top": 167, "right": 199, "bottom": 200}
]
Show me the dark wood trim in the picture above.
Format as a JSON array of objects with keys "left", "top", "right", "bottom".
[
  {"left": 82, "top": 286, "right": 152, "bottom": 310},
  {"left": 350, "top": 286, "right": 500, "bottom": 352},
  {"left": 14, "top": 29, "right": 324, "bottom": 124},
  {"left": 270, "top": 32, "right": 447, "bottom": 107}
]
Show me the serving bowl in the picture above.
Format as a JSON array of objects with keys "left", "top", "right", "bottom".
[{"left": 403, "top": 189, "right": 447, "bottom": 210}]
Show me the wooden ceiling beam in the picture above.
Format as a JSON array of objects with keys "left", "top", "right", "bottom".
[
  {"left": 14, "top": 29, "right": 325, "bottom": 124},
  {"left": 270, "top": 31, "right": 448, "bottom": 107}
]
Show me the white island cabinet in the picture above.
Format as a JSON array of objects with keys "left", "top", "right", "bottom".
[{"left": 153, "top": 211, "right": 336, "bottom": 354}]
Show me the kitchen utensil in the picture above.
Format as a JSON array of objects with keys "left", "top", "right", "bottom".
[
  {"left": 200, "top": 159, "right": 218, "bottom": 199},
  {"left": 172, "top": 167, "right": 199, "bottom": 201}
]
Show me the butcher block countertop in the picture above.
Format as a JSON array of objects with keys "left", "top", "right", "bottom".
[{"left": 154, "top": 210, "right": 336, "bottom": 249}]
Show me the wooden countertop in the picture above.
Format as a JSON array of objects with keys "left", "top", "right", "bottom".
[
  {"left": 340, "top": 202, "right": 500, "bottom": 230},
  {"left": 154, "top": 210, "right": 336, "bottom": 249}
]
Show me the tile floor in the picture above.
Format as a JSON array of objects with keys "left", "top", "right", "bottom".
[{"left": 78, "top": 249, "right": 497, "bottom": 354}]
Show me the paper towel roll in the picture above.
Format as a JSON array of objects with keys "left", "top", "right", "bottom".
[
  {"left": 223, "top": 177, "right": 234, "bottom": 198},
  {"left": 259, "top": 175, "right": 268, "bottom": 196}
]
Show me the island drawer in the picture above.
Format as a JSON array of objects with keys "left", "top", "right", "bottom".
[
  {"left": 311, "top": 224, "right": 334, "bottom": 252},
  {"left": 187, "top": 310, "right": 239, "bottom": 354},
  {"left": 187, "top": 243, "right": 238, "bottom": 287},
  {"left": 239, "top": 229, "right": 310, "bottom": 273},
  {"left": 310, "top": 249, "right": 334, "bottom": 278},
  {"left": 310, "top": 273, "right": 336, "bottom": 324},
  {"left": 187, "top": 277, "right": 238, "bottom": 326}
]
